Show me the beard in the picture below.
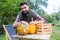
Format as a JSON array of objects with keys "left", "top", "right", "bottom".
[{"left": 22, "top": 11, "right": 28, "bottom": 17}]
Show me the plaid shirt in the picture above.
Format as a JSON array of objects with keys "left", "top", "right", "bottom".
[{"left": 13, "top": 10, "right": 46, "bottom": 27}]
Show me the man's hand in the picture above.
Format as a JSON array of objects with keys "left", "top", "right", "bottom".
[
  {"left": 13, "top": 22, "right": 19, "bottom": 28},
  {"left": 29, "top": 21, "right": 46, "bottom": 24}
]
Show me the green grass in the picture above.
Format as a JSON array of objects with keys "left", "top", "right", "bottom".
[
  {"left": 0, "top": 34, "right": 6, "bottom": 40},
  {"left": 52, "top": 26, "right": 60, "bottom": 31},
  {"left": 50, "top": 32, "right": 60, "bottom": 40},
  {"left": 50, "top": 26, "right": 60, "bottom": 40}
]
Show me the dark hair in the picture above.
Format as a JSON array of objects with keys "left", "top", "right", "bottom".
[{"left": 20, "top": 2, "right": 29, "bottom": 6}]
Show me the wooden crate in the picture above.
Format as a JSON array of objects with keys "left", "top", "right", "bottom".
[{"left": 36, "top": 23, "right": 52, "bottom": 34}]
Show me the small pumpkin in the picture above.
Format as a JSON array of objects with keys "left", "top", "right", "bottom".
[
  {"left": 29, "top": 21, "right": 36, "bottom": 34},
  {"left": 17, "top": 21, "right": 29, "bottom": 35}
]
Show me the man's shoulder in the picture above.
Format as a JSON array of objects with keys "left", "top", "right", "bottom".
[
  {"left": 30, "top": 9, "right": 36, "bottom": 13},
  {"left": 30, "top": 9, "right": 37, "bottom": 15}
]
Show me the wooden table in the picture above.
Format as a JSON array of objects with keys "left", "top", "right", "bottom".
[
  {"left": 12, "top": 34, "right": 51, "bottom": 40},
  {"left": 3, "top": 25, "right": 51, "bottom": 40}
]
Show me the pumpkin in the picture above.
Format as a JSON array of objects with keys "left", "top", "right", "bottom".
[
  {"left": 29, "top": 21, "right": 36, "bottom": 34},
  {"left": 17, "top": 21, "right": 29, "bottom": 35}
]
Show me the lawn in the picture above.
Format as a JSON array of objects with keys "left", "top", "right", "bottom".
[
  {"left": 50, "top": 26, "right": 60, "bottom": 40},
  {"left": 50, "top": 32, "right": 60, "bottom": 40},
  {"left": 52, "top": 26, "right": 60, "bottom": 31},
  {"left": 0, "top": 34, "right": 6, "bottom": 40},
  {"left": 0, "top": 26, "right": 60, "bottom": 40}
]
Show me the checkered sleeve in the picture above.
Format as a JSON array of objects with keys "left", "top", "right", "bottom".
[
  {"left": 36, "top": 15, "right": 46, "bottom": 21},
  {"left": 13, "top": 14, "right": 20, "bottom": 28}
]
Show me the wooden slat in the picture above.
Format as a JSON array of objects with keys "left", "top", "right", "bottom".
[
  {"left": 6, "top": 33, "right": 9, "bottom": 40},
  {"left": 12, "top": 34, "right": 51, "bottom": 40},
  {"left": 3, "top": 25, "right": 11, "bottom": 40}
]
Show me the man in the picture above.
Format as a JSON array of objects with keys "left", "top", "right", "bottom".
[{"left": 13, "top": 2, "right": 46, "bottom": 28}]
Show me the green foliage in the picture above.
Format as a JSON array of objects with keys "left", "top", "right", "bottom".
[
  {"left": 0, "top": 0, "right": 26, "bottom": 35},
  {"left": 45, "top": 14, "right": 54, "bottom": 23},
  {"left": 0, "top": 0, "right": 25, "bottom": 27},
  {"left": 52, "top": 12, "right": 60, "bottom": 26},
  {"left": 55, "top": 13, "right": 60, "bottom": 20},
  {"left": 44, "top": 12, "right": 60, "bottom": 24}
]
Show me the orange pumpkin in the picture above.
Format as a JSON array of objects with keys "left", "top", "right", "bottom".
[
  {"left": 29, "top": 21, "right": 36, "bottom": 34},
  {"left": 17, "top": 21, "right": 29, "bottom": 35}
]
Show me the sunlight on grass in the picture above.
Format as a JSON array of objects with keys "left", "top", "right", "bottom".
[
  {"left": 0, "top": 34, "right": 6, "bottom": 40},
  {"left": 52, "top": 26, "right": 60, "bottom": 31},
  {"left": 50, "top": 26, "right": 60, "bottom": 40},
  {"left": 50, "top": 32, "right": 60, "bottom": 40}
]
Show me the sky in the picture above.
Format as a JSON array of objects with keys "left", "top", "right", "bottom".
[{"left": 44, "top": 0, "right": 60, "bottom": 14}]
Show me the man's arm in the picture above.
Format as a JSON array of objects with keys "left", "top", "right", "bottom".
[
  {"left": 13, "top": 14, "right": 21, "bottom": 28},
  {"left": 36, "top": 13, "right": 46, "bottom": 22},
  {"left": 32, "top": 10, "right": 46, "bottom": 22}
]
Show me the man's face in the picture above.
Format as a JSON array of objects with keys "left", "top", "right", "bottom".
[{"left": 21, "top": 4, "right": 29, "bottom": 13}]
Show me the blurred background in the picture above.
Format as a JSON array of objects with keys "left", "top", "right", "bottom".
[{"left": 0, "top": 0, "right": 60, "bottom": 40}]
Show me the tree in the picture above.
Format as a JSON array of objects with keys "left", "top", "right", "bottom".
[
  {"left": 45, "top": 14, "right": 54, "bottom": 23},
  {"left": 55, "top": 12, "right": 60, "bottom": 20}
]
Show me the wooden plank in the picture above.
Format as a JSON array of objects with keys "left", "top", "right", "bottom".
[
  {"left": 12, "top": 34, "right": 51, "bottom": 40},
  {"left": 3, "top": 25, "right": 11, "bottom": 40},
  {"left": 6, "top": 33, "right": 8, "bottom": 40}
]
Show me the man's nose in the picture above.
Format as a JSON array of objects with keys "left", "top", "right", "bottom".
[{"left": 22, "top": 9, "right": 26, "bottom": 11}]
